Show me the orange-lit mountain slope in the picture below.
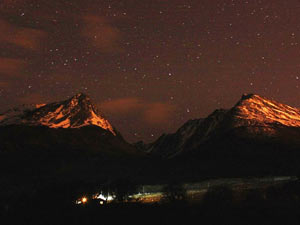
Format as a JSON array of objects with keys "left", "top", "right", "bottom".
[
  {"left": 148, "top": 94, "right": 300, "bottom": 158},
  {"left": 0, "top": 93, "right": 116, "bottom": 135},
  {"left": 231, "top": 94, "right": 300, "bottom": 128}
]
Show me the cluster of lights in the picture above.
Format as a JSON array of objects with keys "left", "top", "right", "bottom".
[
  {"left": 75, "top": 193, "right": 115, "bottom": 205},
  {"left": 75, "top": 196, "right": 88, "bottom": 205},
  {"left": 75, "top": 191, "right": 153, "bottom": 205}
]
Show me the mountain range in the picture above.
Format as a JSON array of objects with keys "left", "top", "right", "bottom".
[
  {"left": 147, "top": 93, "right": 300, "bottom": 158},
  {"left": 1, "top": 93, "right": 300, "bottom": 177}
]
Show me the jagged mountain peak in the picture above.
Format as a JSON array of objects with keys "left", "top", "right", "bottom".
[
  {"left": 65, "top": 92, "right": 91, "bottom": 106},
  {"left": 72, "top": 92, "right": 88, "bottom": 98},
  {"left": 240, "top": 93, "right": 256, "bottom": 100},
  {"left": 236, "top": 93, "right": 271, "bottom": 106},
  {"left": 231, "top": 93, "right": 300, "bottom": 127},
  {"left": 64, "top": 93, "right": 96, "bottom": 111},
  {"left": 147, "top": 94, "right": 300, "bottom": 158},
  {"left": 69, "top": 92, "right": 90, "bottom": 102},
  {"left": 0, "top": 94, "right": 116, "bottom": 135}
]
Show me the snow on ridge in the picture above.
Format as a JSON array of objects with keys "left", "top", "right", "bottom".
[
  {"left": 48, "top": 118, "right": 71, "bottom": 128},
  {"left": 233, "top": 94, "right": 300, "bottom": 127},
  {"left": 0, "top": 94, "right": 116, "bottom": 136},
  {"left": 36, "top": 104, "right": 46, "bottom": 109},
  {"left": 79, "top": 110, "right": 116, "bottom": 135}
]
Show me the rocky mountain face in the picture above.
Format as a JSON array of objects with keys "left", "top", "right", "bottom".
[
  {"left": 0, "top": 93, "right": 116, "bottom": 135},
  {"left": 0, "top": 93, "right": 139, "bottom": 157},
  {"left": 228, "top": 93, "right": 300, "bottom": 133},
  {"left": 148, "top": 94, "right": 300, "bottom": 159},
  {"left": 147, "top": 118, "right": 205, "bottom": 158},
  {"left": 2, "top": 92, "right": 300, "bottom": 177}
]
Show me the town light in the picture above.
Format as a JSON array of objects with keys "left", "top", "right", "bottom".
[{"left": 82, "top": 197, "right": 88, "bottom": 203}]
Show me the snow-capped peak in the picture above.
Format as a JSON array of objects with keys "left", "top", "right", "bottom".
[
  {"left": 0, "top": 93, "right": 116, "bottom": 135},
  {"left": 231, "top": 93, "right": 300, "bottom": 127},
  {"left": 147, "top": 94, "right": 300, "bottom": 158}
]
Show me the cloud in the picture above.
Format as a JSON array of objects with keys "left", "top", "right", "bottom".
[
  {"left": 0, "top": 19, "right": 46, "bottom": 50},
  {"left": 12, "top": 28, "right": 45, "bottom": 50},
  {"left": 82, "top": 15, "right": 122, "bottom": 53},
  {"left": 0, "top": 0, "right": 29, "bottom": 8},
  {"left": 0, "top": 81, "right": 9, "bottom": 88},
  {"left": 0, "top": 57, "right": 27, "bottom": 91},
  {"left": 16, "top": 93, "right": 45, "bottom": 105},
  {"left": 143, "top": 102, "right": 176, "bottom": 125},
  {"left": 99, "top": 97, "right": 176, "bottom": 125},
  {"left": 1, "top": 0, "right": 26, "bottom": 4},
  {"left": 0, "top": 57, "right": 26, "bottom": 76},
  {"left": 99, "top": 97, "right": 142, "bottom": 114}
]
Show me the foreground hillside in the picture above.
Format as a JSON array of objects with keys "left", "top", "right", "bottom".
[{"left": 3, "top": 179, "right": 300, "bottom": 225}]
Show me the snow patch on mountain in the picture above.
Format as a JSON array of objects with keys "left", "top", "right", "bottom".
[
  {"left": 0, "top": 93, "right": 116, "bottom": 135},
  {"left": 147, "top": 94, "right": 300, "bottom": 158},
  {"left": 232, "top": 94, "right": 300, "bottom": 128}
]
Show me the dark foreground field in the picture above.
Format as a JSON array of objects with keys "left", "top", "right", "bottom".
[{"left": 2, "top": 180, "right": 300, "bottom": 225}]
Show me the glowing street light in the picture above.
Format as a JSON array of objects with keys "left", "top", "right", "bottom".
[{"left": 81, "top": 197, "right": 88, "bottom": 204}]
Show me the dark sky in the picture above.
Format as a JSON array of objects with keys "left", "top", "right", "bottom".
[{"left": 1, "top": 0, "right": 300, "bottom": 143}]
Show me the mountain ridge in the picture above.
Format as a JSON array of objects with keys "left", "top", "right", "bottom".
[
  {"left": 0, "top": 93, "right": 143, "bottom": 158},
  {"left": 147, "top": 93, "right": 300, "bottom": 158},
  {"left": 1, "top": 93, "right": 300, "bottom": 177},
  {"left": 230, "top": 93, "right": 300, "bottom": 128},
  {"left": 0, "top": 93, "right": 116, "bottom": 135}
]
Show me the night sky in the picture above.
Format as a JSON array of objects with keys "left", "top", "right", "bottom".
[{"left": 1, "top": 0, "right": 300, "bottom": 143}]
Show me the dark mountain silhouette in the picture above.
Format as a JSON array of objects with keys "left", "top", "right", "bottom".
[
  {"left": 0, "top": 93, "right": 115, "bottom": 134},
  {"left": 2, "top": 93, "right": 300, "bottom": 179},
  {"left": 146, "top": 94, "right": 300, "bottom": 175},
  {"left": 148, "top": 94, "right": 300, "bottom": 158},
  {"left": 0, "top": 93, "right": 139, "bottom": 157}
]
